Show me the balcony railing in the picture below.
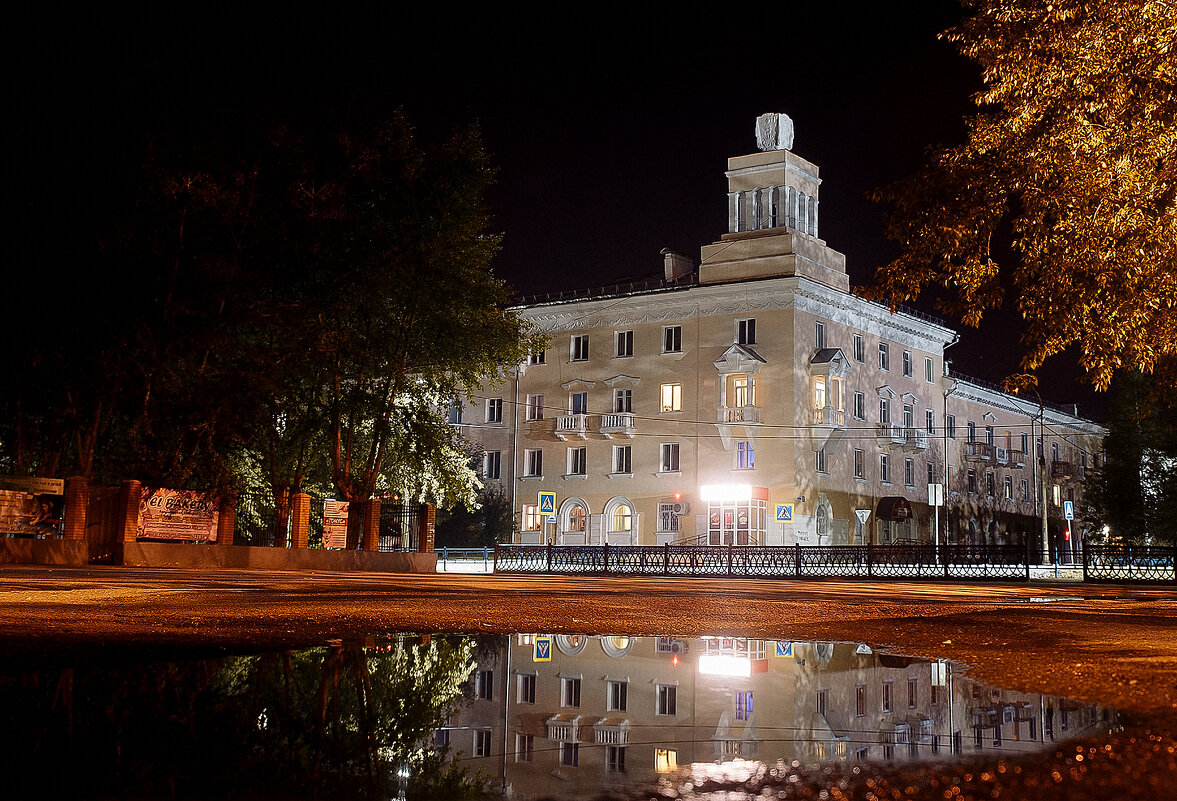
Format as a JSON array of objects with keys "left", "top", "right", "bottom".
[
  {"left": 719, "top": 405, "right": 761, "bottom": 424},
  {"left": 994, "top": 445, "right": 1009, "bottom": 465},
  {"left": 965, "top": 441, "right": 994, "bottom": 461},
  {"left": 1051, "top": 460, "right": 1074, "bottom": 480},
  {"left": 812, "top": 406, "right": 846, "bottom": 427},
  {"left": 555, "top": 414, "right": 588, "bottom": 440},
  {"left": 877, "top": 422, "right": 906, "bottom": 446},
  {"left": 903, "top": 428, "right": 929, "bottom": 450},
  {"left": 599, "top": 412, "right": 637, "bottom": 439},
  {"left": 1009, "top": 449, "right": 1027, "bottom": 468}
]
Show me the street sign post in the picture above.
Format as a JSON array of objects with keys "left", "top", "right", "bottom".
[
  {"left": 1063, "top": 500, "right": 1074, "bottom": 520},
  {"left": 775, "top": 503, "right": 793, "bottom": 522}
]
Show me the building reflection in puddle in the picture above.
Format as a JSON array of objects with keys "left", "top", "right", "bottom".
[{"left": 450, "top": 635, "right": 1115, "bottom": 800}]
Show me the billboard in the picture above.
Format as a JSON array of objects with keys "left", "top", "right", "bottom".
[
  {"left": 138, "top": 488, "right": 219, "bottom": 542},
  {"left": 323, "top": 499, "right": 350, "bottom": 549}
]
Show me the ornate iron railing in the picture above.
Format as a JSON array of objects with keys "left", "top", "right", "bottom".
[
  {"left": 494, "top": 544, "right": 1032, "bottom": 581},
  {"left": 1083, "top": 545, "right": 1177, "bottom": 583}
]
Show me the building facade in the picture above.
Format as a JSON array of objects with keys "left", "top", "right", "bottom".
[{"left": 464, "top": 115, "right": 1104, "bottom": 561}]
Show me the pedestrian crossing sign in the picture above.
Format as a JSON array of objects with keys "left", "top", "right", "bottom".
[
  {"left": 775, "top": 504, "right": 793, "bottom": 522},
  {"left": 775, "top": 641, "right": 794, "bottom": 657},
  {"left": 534, "top": 635, "right": 552, "bottom": 662},
  {"left": 538, "top": 492, "right": 556, "bottom": 516},
  {"left": 1063, "top": 500, "right": 1074, "bottom": 520}
]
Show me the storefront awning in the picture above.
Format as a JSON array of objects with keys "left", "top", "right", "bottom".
[{"left": 876, "top": 496, "right": 913, "bottom": 521}]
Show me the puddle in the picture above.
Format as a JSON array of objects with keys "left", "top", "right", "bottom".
[{"left": 0, "top": 634, "right": 1146, "bottom": 799}]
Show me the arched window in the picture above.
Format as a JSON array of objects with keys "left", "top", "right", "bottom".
[
  {"left": 816, "top": 505, "right": 828, "bottom": 542},
  {"left": 568, "top": 505, "right": 586, "bottom": 532},
  {"left": 613, "top": 504, "right": 632, "bottom": 532}
]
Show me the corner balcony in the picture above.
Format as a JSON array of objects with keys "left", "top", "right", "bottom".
[
  {"left": 812, "top": 405, "right": 847, "bottom": 452},
  {"left": 964, "top": 442, "right": 994, "bottom": 462},
  {"left": 718, "top": 405, "right": 761, "bottom": 424},
  {"left": 902, "top": 427, "right": 929, "bottom": 451},
  {"left": 876, "top": 422, "right": 906, "bottom": 448},
  {"left": 599, "top": 412, "right": 637, "bottom": 439},
  {"left": 555, "top": 414, "right": 588, "bottom": 440}
]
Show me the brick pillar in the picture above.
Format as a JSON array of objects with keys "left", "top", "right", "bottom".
[
  {"left": 361, "top": 497, "right": 381, "bottom": 551},
  {"left": 217, "top": 490, "right": 236, "bottom": 546},
  {"left": 417, "top": 503, "right": 436, "bottom": 553},
  {"left": 63, "top": 476, "right": 89, "bottom": 541},
  {"left": 118, "top": 480, "right": 142, "bottom": 543},
  {"left": 291, "top": 492, "right": 311, "bottom": 548}
]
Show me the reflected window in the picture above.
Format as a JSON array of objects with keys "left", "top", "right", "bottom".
[
  {"left": 555, "top": 635, "right": 587, "bottom": 656},
  {"left": 517, "top": 674, "right": 536, "bottom": 704},
  {"left": 607, "top": 680, "right": 628, "bottom": 712},
  {"left": 601, "top": 636, "right": 633, "bottom": 658},
  {"left": 515, "top": 732, "right": 534, "bottom": 762},
  {"left": 655, "top": 748, "right": 678, "bottom": 773},
  {"left": 561, "top": 676, "right": 582, "bottom": 708},
  {"left": 606, "top": 745, "right": 626, "bottom": 772}
]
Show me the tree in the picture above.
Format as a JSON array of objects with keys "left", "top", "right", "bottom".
[
  {"left": 1081, "top": 371, "right": 1177, "bottom": 544},
  {"left": 870, "top": 0, "right": 1177, "bottom": 391}
]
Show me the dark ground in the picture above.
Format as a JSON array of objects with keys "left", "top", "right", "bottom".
[{"left": 1, "top": 565, "right": 1175, "bottom": 799}]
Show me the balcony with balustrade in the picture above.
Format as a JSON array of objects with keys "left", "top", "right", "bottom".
[
  {"left": 718, "top": 405, "right": 761, "bottom": 424},
  {"left": 964, "top": 441, "right": 994, "bottom": 462},
  {"left": 876, "top": 422, "right": 906, "bottom": 448},
  {"left": 902, "top": 427, "right": 929, "bottom": 451},
  {"left": 812, "top": 405, "right": 847, "bottom": 451},
  {"left": 1009, "top": 449, "right": 1026, "bottom": 468},
  {"left": 555, "top": 414, "right": 588, "bottom": 440},
  {"left": 1051, "top": 460, "right": 1074, "bottom": 480},
  {"left": 599, "top": 412, "right": 636, "bottom": 439}
]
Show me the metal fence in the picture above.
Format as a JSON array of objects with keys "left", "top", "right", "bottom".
[
  {"left": 1082, "top": 545, "right": 1177, "bottom": 583},
  {"left": 494, "top": 544, "right": 1032, "bottom": 581},
  {"left": 378, "top": 502, "right": 419, "bottom": 552},
  {"left": 234, "top": 492, "right": 289, "bottom": 547}
]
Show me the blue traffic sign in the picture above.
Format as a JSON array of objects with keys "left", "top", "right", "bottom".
[
  {"left": 538, "top": 492, "right": 556, "bottom": 515},
  {"left": 1063, "top": 500, "right": 1074, "bottom": 520},
  {"left": 775, "top": 503, "right": 793, "bottom": 522}
]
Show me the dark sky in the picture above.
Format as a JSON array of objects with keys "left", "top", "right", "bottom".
[{"left": 13, "top": 3, "right": 1107, "bottom": 419}]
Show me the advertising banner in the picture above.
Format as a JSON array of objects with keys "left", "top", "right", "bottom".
[
  {"left": 0, "top": 490, "right": 63, "bottom": 536},
  {"left": 138, "top": 488, "right": 219, "bottom": 542},
  {"left": 323, "top": 499, "right": 349, "bottom": 549}
]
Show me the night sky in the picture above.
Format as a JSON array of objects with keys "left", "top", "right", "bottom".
[{"left": 14, "top": 3, "right": 1106, "bottom": 419}]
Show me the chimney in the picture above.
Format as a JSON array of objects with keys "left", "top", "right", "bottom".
[{"left": 661, "top": 248, "right": 694, "bottom": 282}]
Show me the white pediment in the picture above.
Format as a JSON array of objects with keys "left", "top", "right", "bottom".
[
  {"left": 877, "top": 385, "right": 897, "bottom": 399},
  {"left": 561, "top": 379, "right": 596, "bottom": 391},
  {"left": 604, "top": 374, "right": 641, "bottom": 387},
  {"left": 713, "top": 343, "right": 767, "bottom": 374}
]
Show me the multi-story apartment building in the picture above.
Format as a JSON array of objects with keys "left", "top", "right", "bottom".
[{"left": 464, "top": 114, "right": 1104, "bottom": 561}]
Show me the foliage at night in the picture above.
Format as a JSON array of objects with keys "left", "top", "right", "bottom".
[
  {"left": 1, "top": 112, "right": 539, "bottom": 519},
  {"left": 870, "top": 0, "right": 1176, "bottom": 391}
]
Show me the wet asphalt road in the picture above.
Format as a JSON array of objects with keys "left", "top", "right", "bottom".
[{"left": 0, "top": 564, "right": 1174, "bottom": 721}]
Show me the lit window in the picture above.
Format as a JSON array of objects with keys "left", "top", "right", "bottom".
[
  {"left": 612, "top": 504, "right": 632, "bottom": 531},
  {"left": 660, "top": 383, "right": 682, "bottom": 412},
  {"left": 522, "top": 505, "right": 542, "bottom": 531},
  {"left": 655, "top": 748, "right": 678, "bottom": 773},
  {"left": 735, "top": 691, "right": 754, "bottom": 720},
  {"left": 567, "top": 505, "right": 586, "bottom": 531}
]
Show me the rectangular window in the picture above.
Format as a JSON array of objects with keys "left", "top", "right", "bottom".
[
  {"left": 967, "top": 421, "right": 977, "bottom": 442},
  {"left": 925, "top": 356, "right": 935, "bottom": 383},
  {"left": 475, "top": 669, "right": 494, "bottom": 700},
  {"left": 570, "top": 334, "right": 589, "bottom": 361},
  {"left": 853, "top": 391, "right": 865, "bottom": 420},
  {"left": 853, "top": 333, "right": 865, "bottom": 363},
  {"left": 736, "top": 441, "right": 755, "bottom": 470},
  {"left": 561, "top": 677, "right": 582, "bottom": 708},
  {"left": 736, "top": 318, "right": 757, "bottom": 345},
  {"left": 946, "top": 414, "right": 957, "bottom": 439},
  {"left": 905, "top": 458, "right": 915, "bottom": 487},
  {"left": 560, "top": 741, "right": 579, "bottom": 767},
  {"left": 1021, "top": 433, "right": 1029, "bottom": 454},
  {"left": 926, "top": 409, "right": 935, "bottom": 434},
  {"left": 522, "top": 505, "right": 542, "bottom": 530},
  {"left": 515, "top": 733, "right": 534, "bottom": 762},
  {"left": 880, "top": 454, "right": 891, "bottom": 483},
  {"left": 567, "top": 447, "right": 586, "bottom": 476},
  {"left": 447, "top": 404, "right": 463, "bottom": 425},
  {"left": 657, "top": 503, "right": 681, "bottom": 532},
  {"left": 985, "top": 425, "right": 995, "bottom": 446},
  {"left": 662, "top": 325, "right": 682, "bottom": 353},
  {"left": 1004, "top": 475, "right": 1014, "bottom": 499},
  {"left": 569, "top": 390, "right": 588, "bottom": 415},
  {"left": 735, "top": 691, "right": 754, "bottom": 721},
  {"left": 967, "top": 469, "right": 977, "bottom": 494},
  {"left": 656, "top": 684, "right": 677, "bottom": 716},
  {"left": 655, "top": 748, "right": 678, "bottom": 773},
  {"left": 1052, "top": 442, "right": 1060, "bottom": 462},
  {"left": 817, "top": 689, "right": 828, "bottom": 717},
  {"left": 528, "top": 350, "right": 546, "bottom": 365},
  {"left": 517, "top": 674, "right": 536, "bottom": 704},
  {"left": 526, "top": 394, "right": 544, "bottom": 421},
  {"left": 606, "top": 745, "right": 626, "bottom": 773},
  {"left": 986, "top": 472, "right": 996, "bottom": 497},
  {"left": 660, "top": 383, "right": 682, "bottom": 412},
  {"left": 474, "top": 730, "right": 491, "bottom": 758},
  {"left": 815, "top": 321, "right": 826, "bottom": 349},
  {"left": 879, "top": 342, "right": 890, "bottom": 370},
  {"left": 524, "top": 449, "right": 543, "bottom": 477},
  {"left": 615, "top": 330, "right": 634, "bottom": 358},
  {"left": 856, "top": 686, "right": 866, "bottom": 717},
  {"left": 928, "top": 462, "right": 936, "bottom": 485},
  {"left": 1021, "top": 478, "right": 1030, "bottom": 502},
  {"left": 613, "top": 445, "right": 632, "bottom": 474},
  {"left": 816, "top": 447, "right": 827, "bottom": 474},
  {"left": 908, "top": 678, "right": 918, "bottom": 708},
  {"left": 485, "top": 398, "right": 503, "bottom": 424},
  {"left": 854, "top": 449, "right": 865, "bottom": 479},
  {"left": 903, "top": 350, "right": 913, "bottom": 377},
  {"left": 880, "top": 398, "right": 891, "bottom": 424},
  {"left": 483, "top": 451, "right": 501, "bottom": 480},
  {"left": 607, "top": 680, "right": 628, "bottom": 712},
  {"left": 660, "top": 443, "right": 680, "bottom": 472},
  {"left": 613, "top": 388, "right": 632, "bottom": 413},
  {"left": 882, "top": 682, "right": 893, "bottom": 712}
]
